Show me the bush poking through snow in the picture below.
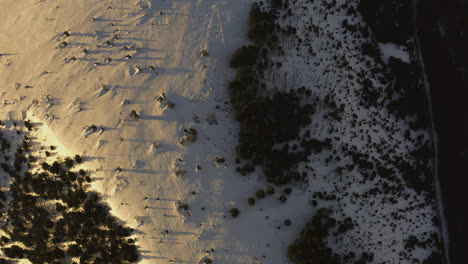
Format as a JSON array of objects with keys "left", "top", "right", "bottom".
[
  {"left": 215, "top": 156, "right": 225, "bottom": 165},
  {"left": 74, "top": 154, "right": 82, "bottom": 163},
  {"left": 23, "top": 120, "right": 33, "bottom": 131},
  {"left": 255, "top": 189, "right": 266, "bottom": 199},
  {"left": 266, "top": 186, "right": 275, "bottom": 195},
  {"left": 230, "top": 208, "right": 240, "bottom": 217},
  {"left": 130, "top": 110, "right": 140, "bottom": 120},
  {"left": 248, "top": 197, "right": 255, "bottom": 206},
  {"left": 278, "top": 194, "right": 287, "bottom": 203},
  {"left": 64, "top": 157, "right": 74, "bottom": 168},
  {"left": 56, "top": 41, "right": 67, "bottom": 49},
  {"left": 156, "top": 93, "right": 175, "bottom": 110},
  {"left": 177, "top": 203, "right": 189, "bottom": 212},
  {"left": 179, "top": 128, "right": 198, "bottom": 145},
  {"left": 174, "top": 168, "right": 187, "bottom": 177},
  {"left": 85, "top": 124, "right": 98, "bottom": 133}
]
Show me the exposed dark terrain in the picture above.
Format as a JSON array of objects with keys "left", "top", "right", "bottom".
[{"left": 416, "top": 0, "right": 468, "bottom": 263}]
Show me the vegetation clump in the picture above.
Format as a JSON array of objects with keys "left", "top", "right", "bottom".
[
  {"left": 179, "top": 128, "right": 198, "bottom": 145},
  {"left": 255, "top": 189, "right": 266, "bottom": 199},
  {"left": 228, "top": 2, "right": 317, "bottom": 185},
  {"left": 130, "top": 110, "right": 140, "bottom": 120},
  {"left": 247, "top": 3, "right": 276, "bottom": 43},
  {"left": 229, "top": 45, "right": 259, "bottom": 68},
  {"left": 0, "top": 124, "right": 138, "bottom": 264},
  {"left": 248, "top": 197, "right": 255, "bottom": 206},
  {"left": 230, "top": 208, "right": 240, "bottom": 217},
  {"left": 266, "top": 186, "right": 275, "bottom": 195},
  {"left": 278, "top": 194, "right": 287, "bottom": 203},
  {"left": 288, "top": 208, "right": 341, "bottom": 264},
  {"left": 358, "top": 0, "right": 412, "bottom": 44}
]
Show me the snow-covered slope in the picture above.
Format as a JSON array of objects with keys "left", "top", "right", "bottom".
[
  {"left": 0, "top": 0, "right": 443, "bottom": 263},
  {"left": 0, "top": 0, "right": 304, "bottom": 263}
]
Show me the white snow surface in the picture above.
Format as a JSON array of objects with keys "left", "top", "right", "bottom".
[
  {"left": 1, "top": 1, "right": 296, "bottom": 263},
  {"left": 0, "top": 0, "right": 442, "bottom": 263},
  {"left": 379, "top": 42, "right": 411, "bottom": 64}
]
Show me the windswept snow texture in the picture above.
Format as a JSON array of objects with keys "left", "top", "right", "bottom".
[{"left": 0, "top": 0, "right": 441, "bottom": 263}]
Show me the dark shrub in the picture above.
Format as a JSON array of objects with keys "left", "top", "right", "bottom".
[
  {"left": 229, "top": 45, "right": 259, "bottom": 69},
  {"left": 230, "top": 208, "right": 240, "bottom": 217},
  {"left": 130, "top": 110, "right": 140, "bottom": 120},
  {"left": 255, "top": 189, "right": 266, "bottom": 199},
  {"left": 122, "top": 244, "right": 139, "bottom": 262},
  {"left": 266, "top": 186, "right": 275, "bottom": 195},
  {"left": 67, "top": 244, "right": 82, "bottom": 257},
  {"left": 3, "top": 245, "right": 25, "bottom": 258},
  {"left": 178, "top": 203, "right": 189, "bottom": 211},
  {"left": 278, "top": 195, "right": 287, "bottom": 203},
  {"left": 64, "top": 157, "right": 74, "bottom": 168},
  {"left": 74, "top": 154, "right": 82, "bottom": 163}
]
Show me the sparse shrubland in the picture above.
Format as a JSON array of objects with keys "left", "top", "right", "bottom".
[{"left": 230, "top": 0, "right": 443, "bottom": 263}]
